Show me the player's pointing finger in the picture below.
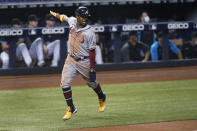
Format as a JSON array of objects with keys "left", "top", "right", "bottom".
[{"left": 50, "top": 10, "right": 57, "bottom": 17}]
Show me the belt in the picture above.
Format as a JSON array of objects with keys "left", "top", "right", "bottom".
[{"left": 69, "top": 54, "right": 89, "bottom": 61}]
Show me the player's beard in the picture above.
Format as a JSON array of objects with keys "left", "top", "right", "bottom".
[
  {"left": 80, "top": 18, "right": 87, "bottom": 27},
  {"left": 80, "top": 21, "right": 87, "bottom": 27}
]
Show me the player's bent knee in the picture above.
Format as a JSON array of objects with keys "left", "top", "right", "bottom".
[
  {"left": 55, "top": 40, "right": 60, "bottom": 44},
  {"left": 60, "top": 83, "right": 70, "bottom": 89},
  {"left": 18, "top": 43, "right": 25, "bottom": 47},
  {"left": 87, "top": 81, "right": 98, "bottom": 89},
  {"left": 2, "top": 58, "right": 9, "bottom": 65},
  {"left": 35, "top": 37, "right": 42, "bottom": 43},
  {"left": 17, "top": 43, "right": 26, "bottom": 49},
  {"left": 36, "top": 37, "right": 42, "bottom": 41},
  {"left": 1, "top": 52, "right": 9, "bottom": 63}
]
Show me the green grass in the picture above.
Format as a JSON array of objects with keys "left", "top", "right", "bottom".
[{"left": 0, "top": 79, "right": 197, "bottom": 131}]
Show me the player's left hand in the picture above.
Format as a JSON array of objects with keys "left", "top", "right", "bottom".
[{"left": 89, "top": 69, "right": 96, "bottom": 82}]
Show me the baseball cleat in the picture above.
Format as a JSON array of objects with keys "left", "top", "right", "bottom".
[
  {"left": 62, "top": 106, "right": 77, "bottom": 120},
  {"left": 99, "top": 93, "right": 106, "bottom": 112}
]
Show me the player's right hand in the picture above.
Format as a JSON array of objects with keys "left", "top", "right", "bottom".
[
  {"left": 50, "top": 10, "right": 66, "bottom": 22},
  {"left": 50, "top": 10, "right": 57, "bottom": 17}
]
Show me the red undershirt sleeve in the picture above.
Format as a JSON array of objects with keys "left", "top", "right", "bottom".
[{"left": 89, "top": 49, "right": 95, "bottom": 69}]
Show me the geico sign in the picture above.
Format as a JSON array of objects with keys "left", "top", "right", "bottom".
[
  {"left": 0, "top": 29, "right": 23, "bottom": 36},
  {"left": 93, "top": 26, "right": 105, "bottom": 32},
  {"left": 122, "top": 24, "right": 144, "bottom": 31},
  {"left": 42, "top": 27, "right": 65, "bottom": 34},
  {"left": 168, "top": 23, "right": 189, "bottom": 29}
]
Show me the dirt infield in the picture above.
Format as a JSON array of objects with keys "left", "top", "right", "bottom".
[
  {"left": 0, "top": 66, "right": 197, "bottom": 90},
  {"left": 0, "top": 66, "right": 197, "bottom": 131},
  {"left": 68, "top": 120, "right": 197, "bottom": 131}
]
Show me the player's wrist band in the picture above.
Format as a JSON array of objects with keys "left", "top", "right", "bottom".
[
  {"left": 60, "top": 15, "right": 65, "bottom": 22},
  {"left": 55, "top": 14, "right": 65, "bottom": 22}
]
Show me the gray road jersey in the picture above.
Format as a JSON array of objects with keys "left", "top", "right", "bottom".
[{"left": 67, "top": 17, "right": 96, "bottom": 58}]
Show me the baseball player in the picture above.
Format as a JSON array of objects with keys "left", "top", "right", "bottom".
[
  {"left": 0, "top": 18, "right": 32, "bottom": 69},
  {"left": 25, "top": 15, "right": 45, "bottom": 67},
  {"left": 42, "top": 14, "right": 60, "bottom": 67},
  {"left": 95, "top": 33, "right": 104, "bottom": 64},
  {"left": 0, "top": 39, "right": 9, "bottom": 69},
  {"left": 50, "top": 6, "right": 106, "bottom": 120}
]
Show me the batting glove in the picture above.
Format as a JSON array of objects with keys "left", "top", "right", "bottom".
[{"left": 50, "top": 10, "right": 65, "bottom": 22}]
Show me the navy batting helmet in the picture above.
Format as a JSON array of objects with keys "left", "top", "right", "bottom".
[{"left": 75, "top": 6, "right": 90, "bottom": 18}]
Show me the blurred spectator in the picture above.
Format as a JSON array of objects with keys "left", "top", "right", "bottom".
[
  {"left": 168, "top": 32, "right": 183, "bottom": 48},
  {"left": 42, "top": 14, "right": 60, "bottom": 67},
  {"left": 0, "top": 40, "right": 2, "bottom": 53},
  {"left": 0, "top": 18, "right": 32, "bottom": 69},
  {"left": 139, "top": 11, "right": 154, "bottom": 47},
  {"left": 150, "top": 32, "right": 183, "bottom": 61},
  {"left": 168, "top": 17, "right": 176, "bottom": 34},
  {"left": 121, "top": 31, "right": 150, "bottom": 62},
  {"left": 168, "top": 32, "right": 183, "bottom": 59},
  {"left": 95, "top": 33, "right": 103, "bottom": 64},
  {"left": 168, "top": 17, "right": 186, "bottom": 44},
  {"left": 109, "top": 32, "right": 123, "bottom": 63},
  {"left": 25, "top": 14, "right": 45, "bottom": 67},
  {"left": 0, "top": 42, "right": 2, "bottom": 68},
  {"left": 0, "top": 40, "right": 9, "bottom": 69},
  {"left": 140, "top": 12, "right": 150, "bottom": 23},
  {"left": 182, "top": 32, "right": 197, "bottom": 59}
]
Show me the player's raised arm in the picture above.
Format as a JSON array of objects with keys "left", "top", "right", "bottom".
[{"left": 50, "top": 10, "right": 68, "bottom": 22}]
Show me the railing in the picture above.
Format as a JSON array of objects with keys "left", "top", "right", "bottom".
[
  {"left": 0, "top": 0, "right": 194, "bottom": 7},
  {"left": 1, "top": 21, "right": 197, "bottom": 36},
  {"left": 0, "top": 21, "right": 197, "bottom": 69}
]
